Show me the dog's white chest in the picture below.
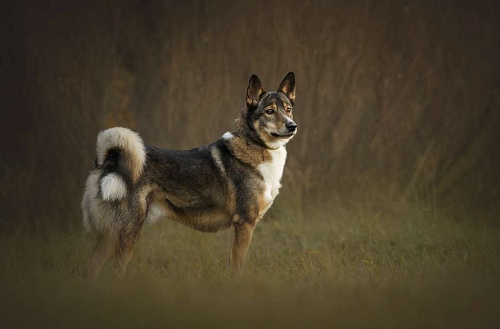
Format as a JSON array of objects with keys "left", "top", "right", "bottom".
[{"left": 257, "top": 147, "right": 287, "bottom": 204}]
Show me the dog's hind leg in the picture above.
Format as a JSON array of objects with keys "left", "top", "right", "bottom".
[
  {"left": 87, "top": 232, "right": 116, "bottom": 279},
  {"left": 114, "top": 223, "right": 144, "bottom": 276},
  {"left": 113, "top": 188, "right": 151, "bottom": 276}
]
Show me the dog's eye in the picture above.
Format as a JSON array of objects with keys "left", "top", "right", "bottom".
[{"left": 265, "top": 109, "right": 275, "bottom": 115}]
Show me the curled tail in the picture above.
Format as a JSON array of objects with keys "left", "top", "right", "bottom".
[{"left": 95, "top": 127, "right": 146, "bottom": 201}]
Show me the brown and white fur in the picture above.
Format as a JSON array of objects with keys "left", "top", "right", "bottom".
[{"left": 82, "top": 72, "right": 297, "bottom": 277}]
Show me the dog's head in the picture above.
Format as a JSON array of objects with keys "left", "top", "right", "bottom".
[{"left": 237, "top": 72, "right": 297, "bottom": 149}]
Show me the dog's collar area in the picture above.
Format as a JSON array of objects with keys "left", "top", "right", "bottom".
[
  {"left": 267, "top": 145, "right": 285, "bottom": 151},
  {"left": 226, "top": 131, "right": 283, "bottom": 152}
]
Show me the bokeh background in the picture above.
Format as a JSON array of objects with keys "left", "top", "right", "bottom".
[
  {"left": 2, "top": 0, "right": 500, "bottom": 229},
  {"left": 1, "top": 0, "right": 500, "bottom": 328}
]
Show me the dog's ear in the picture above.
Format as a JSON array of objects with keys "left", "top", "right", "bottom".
[
  {"left": 246, "top": 74, "right": 265, "bottom": 107},
  {"left": 277, "top": 72, "right": 295, "bottom": 104}
]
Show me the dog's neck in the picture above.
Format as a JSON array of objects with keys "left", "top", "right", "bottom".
[{"left": 222, "top": 132, "right": 276, "bottom": 168}]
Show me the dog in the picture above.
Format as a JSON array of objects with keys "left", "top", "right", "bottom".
[{"left": 82, "top": 72, "right": 297, "bottom": 277}]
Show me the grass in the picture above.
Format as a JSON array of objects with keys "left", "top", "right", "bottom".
[{"left": 1, "top": 205, "right": 499, "bottom": 328}]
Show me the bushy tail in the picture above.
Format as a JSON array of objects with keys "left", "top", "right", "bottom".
[{"left": 95, "top": 127, "right": 146, "bottom": 201}]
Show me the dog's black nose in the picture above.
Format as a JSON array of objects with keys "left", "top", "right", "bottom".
[{"left": 286, "top": 121, "right": 297, "bottom": 132}]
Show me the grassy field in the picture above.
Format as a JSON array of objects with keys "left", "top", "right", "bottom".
[{"left": 1, "top": 205, "right": 499, "bottom": 328}]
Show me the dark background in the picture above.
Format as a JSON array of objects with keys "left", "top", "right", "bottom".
[{"left": 1, "top": 0, "right": 499, "bottom": 230}]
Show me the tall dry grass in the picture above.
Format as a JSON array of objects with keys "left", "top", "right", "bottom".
[{"left": 2, "top": 0, "right": 499, "bottom": 230}]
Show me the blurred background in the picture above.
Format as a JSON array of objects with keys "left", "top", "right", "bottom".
[
  {"left": 1, "top": 0, "right": 499, "bottom": 230},
  {"left": 1, "top": 1, "right": 500, "bottom": 327}
]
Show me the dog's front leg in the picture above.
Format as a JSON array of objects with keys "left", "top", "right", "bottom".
[{"left": 229, "top": 220, "right": 256, "bottom": 272}]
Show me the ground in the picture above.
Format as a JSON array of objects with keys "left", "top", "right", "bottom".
[{"left": 1, "top": 206, "right": 499, "bottom": 328}]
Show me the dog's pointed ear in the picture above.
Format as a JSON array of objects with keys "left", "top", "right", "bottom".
[
  {"left": 277, "top": 72, "right": 295, "bottom": 103},
  {"left": 246, "top": 74, "right": 265, "bottom": 107}
]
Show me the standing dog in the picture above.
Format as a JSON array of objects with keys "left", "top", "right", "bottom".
[{"left": 82, "top": 72, "right": 297, "bottom": 277}]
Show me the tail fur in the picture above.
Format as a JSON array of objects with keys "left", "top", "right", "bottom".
[
  {"left": 82, "top": 127, "right": 145, "bottom": 233},
  {"left": 96, "top": 127, "right": 145, "bottom": 201}
]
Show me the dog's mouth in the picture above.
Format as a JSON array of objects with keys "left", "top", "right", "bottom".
[{"left": 270, "top": 132, "right": 295, "bottom": 139}]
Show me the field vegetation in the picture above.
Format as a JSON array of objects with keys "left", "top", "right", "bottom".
[{"left": 1, "top": 207, "right": 499, "bottom": 328}]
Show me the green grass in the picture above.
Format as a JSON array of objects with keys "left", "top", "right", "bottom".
[{"left": 1, "top": 206, "right": 499, "bottom": 328}]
